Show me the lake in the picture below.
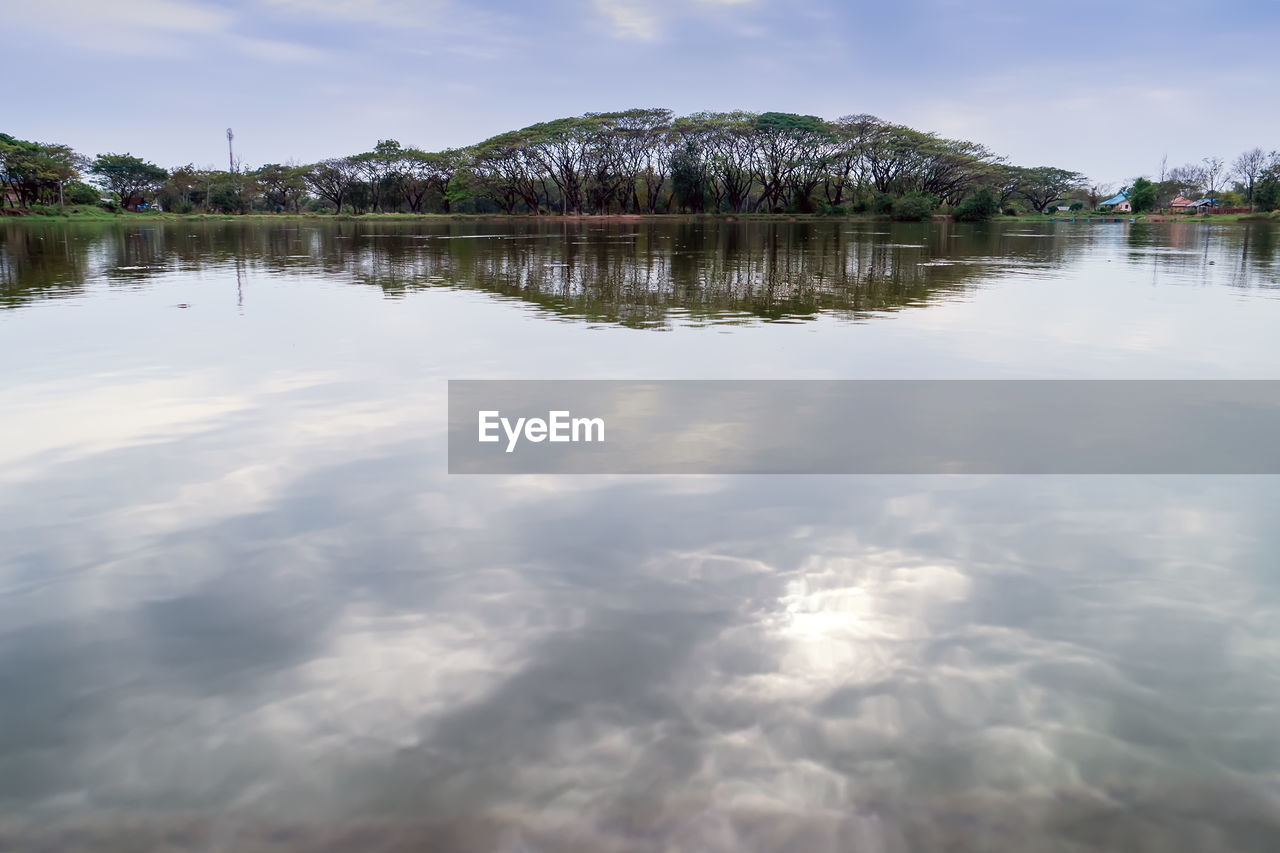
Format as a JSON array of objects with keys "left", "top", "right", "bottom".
[{"left": 2, "top": 218, "right": 1280, "bottom": 851}]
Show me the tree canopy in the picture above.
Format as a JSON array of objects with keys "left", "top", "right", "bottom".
[
  {"left": 1128, "top": 177, "right": 1157, "bottom": 213},
  {"left": 89, "top": 153, "right": 167, "bottom": 207},
  {"left": 1, "top": 135, "right": 85, "bottom": 206},
  {"left": 7, "top": 113, "right": 1275, "bottom": 217},
  {"left": 1015, "top": 167, "right": 1087, "bottom": 213}
]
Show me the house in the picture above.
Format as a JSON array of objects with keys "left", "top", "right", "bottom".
[
  {"left": 1189, "top": 198, "right": 1219, "bottom": 212},
  {"left": 1169, "top": 195, "right": 1194, "bottom": 212},
  {"left": 1099, "top": 191, "right": 1132, "bottom": 213}
]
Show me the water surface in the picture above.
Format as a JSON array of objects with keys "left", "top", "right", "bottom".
[{"left": 2, "top": 219, "right": 1280, "bottom": 851}]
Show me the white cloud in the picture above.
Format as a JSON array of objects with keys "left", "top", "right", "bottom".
[
  {"left": 11, "top": 0, "right": 328, "bottom": 65},
  {"left": 260, "top": 0, "right": 515, "bottom": 63},
  {"left": 592, "top": 0, "right": 661, "bottom": 39},
  {"left": 590, "top": 0, "right": 760, "bottom": 41},
  {"left": 898, "top": 70, "right": 1277, "bottom": 184},
  {"left": 263, "top": 0, "right": 451, "bottom": 27},
  {"left": 11, "top": 0, "right": 232, "bottom": 42},
  {"left": 231, "top": 36, "right": 329, "bottom": 64}
]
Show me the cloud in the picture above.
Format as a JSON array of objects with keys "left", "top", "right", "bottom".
[
  {"left": 262, "top": 0, "right": 451, "bottom": 28},
  {"left": 900, "top": 71, "right": 1259, "bottom": 183},
  {"left": 591, "top": 0, "right": 661, "bottom": 39},
  {"left": 259, "top": 0, "right": 516, "bottom": 63},
  {"left": 590, "top": 0, "right": 759, "bottom": 41},
  {"left": 231, "top": 36, "right": 329, "bottom": 64},
  {"left": 9, "top": 0, "right": 328, "bottom": 66},
  {"left": 11, "top": 0, "right": 232, "bottom": 43}
]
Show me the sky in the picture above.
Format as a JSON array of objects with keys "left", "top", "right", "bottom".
[{"left": 7, "top": 0, "right": 1280, "bottom": 185}]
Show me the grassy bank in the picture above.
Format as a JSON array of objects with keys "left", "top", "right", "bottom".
[
  {"left": 4, "top": 204, "right": 1277, "bottom": 225},
  {"left": 3, "top": 207, "right": 881, "bottom": 224},
  {"left": 999, "top": 211, "right": 1279, "bottom": 223},
  {"left": 0, "top": 206, "right": 800, "bottom": 223}
]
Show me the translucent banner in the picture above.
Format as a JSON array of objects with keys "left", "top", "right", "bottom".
[{"left": 448, "top": 380, "right": 1280, "bottom": 474}]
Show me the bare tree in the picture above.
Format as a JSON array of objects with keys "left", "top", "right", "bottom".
[
  {"left": 1232, "top": 148, "right": 1268, "bottom": 206},
  {"left": 1202, "top": 156, "right": 1226, "bottom": 197},
  {"left": 1168, "top": 163, "right": 1205, "bottom": 198},
  {"left": 1086, "top": 181, "right": 1114, "bottom": 209}
]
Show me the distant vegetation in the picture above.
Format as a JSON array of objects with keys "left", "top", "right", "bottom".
[{"left": 4, "top": 112, "right": 1279, "bottom": 220}]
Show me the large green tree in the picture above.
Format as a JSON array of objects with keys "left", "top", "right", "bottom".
[
  {"left": 252, "top": 163, "right": 307, "bottom": 212},
  {"left": 669, "top": 140, "right": 706, "bottom": 213},
  {"left": 352, "top": 139, "right": 403, "bottom": 212},
  {"left": 1128, "top": 177, "right": 1157, "bottom": 213},
  {"left": 750, "top": 112, "right": 833, "bottom": 212},
  {"left": 422, "top": 148, "right": 468, "bottom": 213},
  {"left": 1, "top": 136, "right": 84, "bottom": 207},
  {"left": 1017, "top": 166, "right": 1086, "bottom": 212},
  {"left": 1255, "top": 156, "right": 1280, "bottom": 212},
  {"left": 90, "top": 153, "right": 167, "bottom": 208},
  {"left": 303, "top": 157, "right": 360, "bottom": 214},
  {"left": 158, "top": 163, "right": 201, "bottom": 211},
  {"left": 471, "top": 130, "right": 545, "bottom": 214}
]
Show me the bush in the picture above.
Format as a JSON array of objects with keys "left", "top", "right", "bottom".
[
  {"left": 872, "top": 192, "right": 895, "bottom": 215},
  {"left": 1069, "top": 202, "right": 1084, "bottom": 211},
  {"left": 1256, "top": 180, "right": 1280, "bottom": 212},
  {"left": 953, "top": 188, "right": 998, "bottom": 222},
  {"left": 890, "top": 192, "right": 937, "bottom": 221},
  {"left": 817, "top": 201, "right": 848, "bottom": 217},
  {"left": 1217, "top": 190, "right": 1243, "bottom": 207},
  {"left": 1003, "top": 207, "right": 1018, "bottom": 216},
  {"left": 208, "top": 182, "right": 246, "bottom": 214},
  {"left": 1129, "top": 177, "right": 1157, "bottom": 213},
  {"left": 66, "top": 181, "right": 101, "bottom": 205}
]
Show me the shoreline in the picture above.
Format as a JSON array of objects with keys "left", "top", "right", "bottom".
[{"left": 2, "top": 208, "right": 1276, "bottom": 225}]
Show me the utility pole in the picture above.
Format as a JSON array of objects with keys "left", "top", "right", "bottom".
[{"left": 227, "top": 128, "right": 235, "bottom": 174}]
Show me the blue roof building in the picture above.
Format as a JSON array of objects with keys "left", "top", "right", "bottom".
[{"left": 1099, "top": 190, "right": 1132, "bottom": 212}]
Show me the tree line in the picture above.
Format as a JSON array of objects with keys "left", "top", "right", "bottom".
[
  {"left": 5, "top": 111, "right": 1280, "bottom": 219},
  {"left": 1110, "top": 151, "right": 1280, "bottom": 213}
]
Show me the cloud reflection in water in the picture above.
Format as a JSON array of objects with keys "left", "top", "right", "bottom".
[{"left": 2, "top": 220, "right": 1280, "bottom": 850}]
